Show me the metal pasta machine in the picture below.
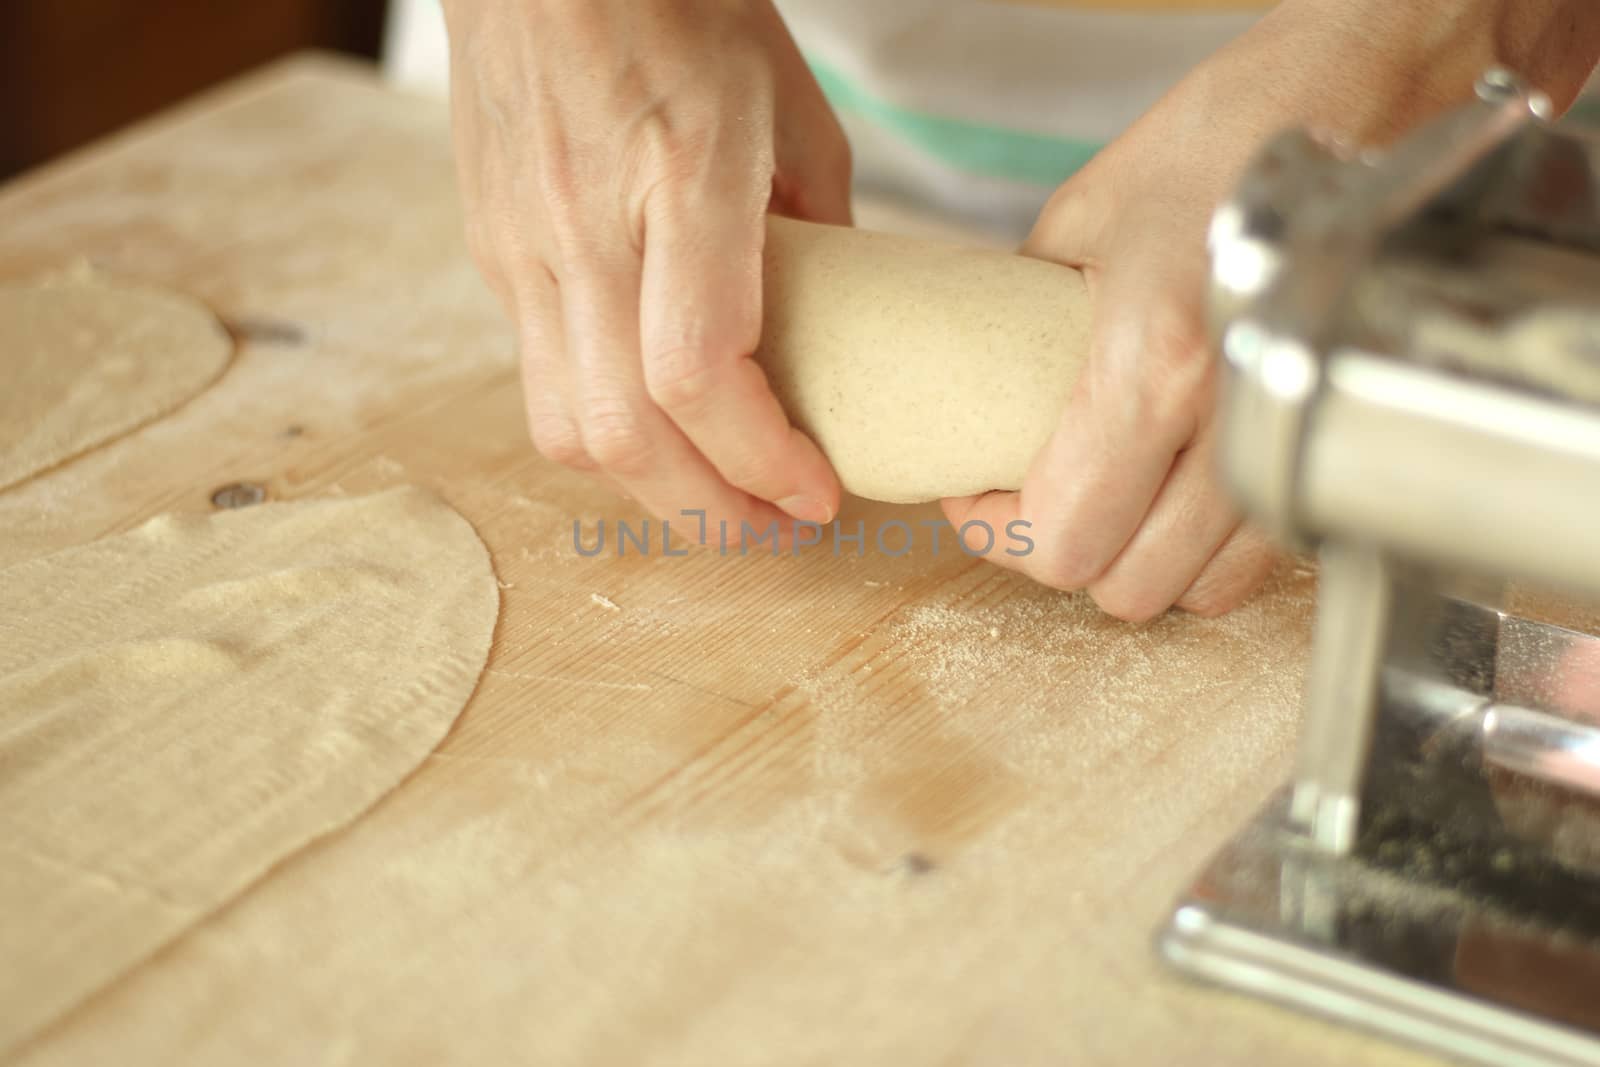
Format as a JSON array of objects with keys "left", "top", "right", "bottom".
[{"left": 1160, "top": 70, "right": 1600, "bottom": 1066}]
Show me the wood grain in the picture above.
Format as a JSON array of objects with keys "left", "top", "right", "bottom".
[{"left": 1, "top": 54, "right": 1439, "bottom": 1067}]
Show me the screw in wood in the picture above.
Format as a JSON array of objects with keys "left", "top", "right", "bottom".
[{"left": 210, "top": 482, "right": 267, "bottom": 509}]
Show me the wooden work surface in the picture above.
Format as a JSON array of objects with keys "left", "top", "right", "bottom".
[{"left": 1, "top": 55, "right": 1439, "bottom": 1067}]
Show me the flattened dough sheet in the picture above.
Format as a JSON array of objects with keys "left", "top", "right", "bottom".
[
  {"left": 0, "top": 273, "right": 232, "bottom": 492},
  {"left": 0, "top": 488, "right": 498, "bottom": 1055}
]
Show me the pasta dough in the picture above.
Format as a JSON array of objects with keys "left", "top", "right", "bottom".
[
  {"left": 0, "top": 272, "right": 232, "bottom": 492},
  {"left": 755, "top": 217, "right": 1091, "bottom": 503},
  {"left": 0, "top": 488, "right": 498, "bottom": 1055}
]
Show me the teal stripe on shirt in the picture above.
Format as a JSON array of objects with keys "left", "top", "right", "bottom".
[{"left": 806, "top": 57, "right": 1101, "bottom": 187}]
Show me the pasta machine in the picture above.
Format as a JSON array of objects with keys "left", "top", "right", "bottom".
[{"left": 1159, "top": 70, "right": 1600, "bottom": 1066}]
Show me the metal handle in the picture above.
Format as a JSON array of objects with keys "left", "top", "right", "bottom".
[{"left": 1483, "top": 702, "right": 1600, "bottom": 801}]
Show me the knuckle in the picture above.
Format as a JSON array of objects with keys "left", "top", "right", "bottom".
[
  {"left": 1140, "top": 357, "right": 1214, "bottom": 439},
  {"left": 720, "top": 445, "right": 786, "bottom": 495},
  {"left": 580, "top": 403, "right": 653, "bottom": 474},
  {"left": 626, "top": 111, "right": 722, "bottom": 215},
  {"left": 543, "top": 209, "right": 600, "bottom": 267},
  {"left": 533, "top": 134, "right": 584, "bottom": 210},
  {"left": 1177, "top": 586, "right": 1238, "bottom": 619},
  {"left": 1144, "top": 313, "right": 1212, "bottom": 388},
  {"left": 1179, "top": 546, "right": 1278, "bottom": 618},
  {"left": 516, "top": 317, "right": 560, "bottom": 362},
  {"left": 527, "top": 416, "right": 590, "bottom": 469},
  {"left": 649, "top": 128, "right": 715, "bottom": 185},
  {"left": 643, "top": 345, "right": 723, "bottom": 413},
  {"left": 533, "top": 176, "right": 608, "bottom": 265},
  {"left": 1145, "top": 301, "right": 1204, "bottom": 355},
  {"left": 1031, "top": 546, "right": 1103, "bottom": 593},
  {"left": 1089, "top": 580, "right": 1170, "bottom": 625}
]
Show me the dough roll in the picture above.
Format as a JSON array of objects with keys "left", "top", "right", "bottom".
[{"left": 755, "top": 216, "right": 1091, "bottom": 504}]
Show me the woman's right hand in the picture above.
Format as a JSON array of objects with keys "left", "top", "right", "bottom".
[{"left": 442, "top": 0, "right": 852, "bottom": 539}]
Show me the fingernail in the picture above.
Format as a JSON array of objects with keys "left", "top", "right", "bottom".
[{"left": 777, "top": 495, "right": 833, "bottom": 524}]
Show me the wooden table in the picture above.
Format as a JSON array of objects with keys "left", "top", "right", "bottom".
[{"left": 1, "top": 54, "right": 1438, "bottom": 1066}]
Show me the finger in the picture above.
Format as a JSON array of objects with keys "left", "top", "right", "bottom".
[
  {"left": 509, "top": 261, "right": 595, "bottom": 471},
  {"left": 989, "top": 364, "right": 1188, "bottom": 590},
  {"left": 1087, "top": 428, "right": 1238, "bottom": 622},
  {"left": 1175, "top": 523, "right": 1282, "bottom": 618},
  {"left": 940, "top": 491, "right": 1034, "bottom": 572},
  {"left": 638, "top": 193, "right": 840, "bottom": 525},
  {"left": 943, "top": 255, "right": 1213, "bottom": 591},
  {"left": 1016, "top": 242, "right": 1214, "bottom": 589},
  {"left": 772, "top": 123, "right": 853, "bottom": 226},
  {"left": 936, "top": 321, "right": 1180, "bottom": 584},
  {"left": 764, "top": 6, "right": 854, "bottom": 226},
  {"left": 562, "top": 258, "right": 804, "bottom": 546}
]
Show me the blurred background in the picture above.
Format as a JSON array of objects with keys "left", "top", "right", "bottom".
[
  {"left": 5, "top": 0, "right": 1597, "bottom": 189},
  {"left": 1, "top": 0, "right": 391, "bottom": 180}
]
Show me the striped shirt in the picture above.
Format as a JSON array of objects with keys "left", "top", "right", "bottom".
[
  {"left": 387, "top": 0, "right": 1599, "bottom": 237},
  {"left": 776, "top": 0, "right": 1271, "bottom": 236}
]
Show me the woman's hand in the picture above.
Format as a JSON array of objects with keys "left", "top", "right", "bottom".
[
  {"left": 443, "top": 0, "right": 852, "bottom": 540},
  {"left": 945, "top": 0, "right": 1600, "bottom": 621}
]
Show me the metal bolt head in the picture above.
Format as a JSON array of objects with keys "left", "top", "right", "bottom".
[
  {"left": 211, "top": 482, "right": 266, "bottom": 509},
  {"left": 1475, "top": 66, "right": 1553, "bottom": 119},
  {"left": 1476, "top": 67, "right": 1523, "bottom": 103}
]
